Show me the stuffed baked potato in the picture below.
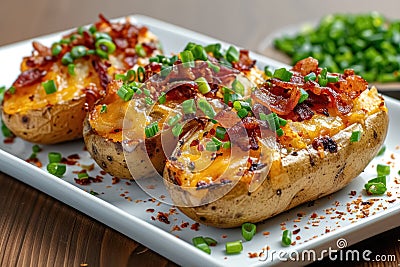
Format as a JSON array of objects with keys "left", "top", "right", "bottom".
[
  {"left": 164, "top": 57, "right": 388, "bottom": 228},
  {"left": 2, "top": 15, "right": 161, "bottom": 144}
]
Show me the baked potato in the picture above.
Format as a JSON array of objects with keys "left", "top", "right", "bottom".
[
  {"left": 84, "top": 44, "right": 265, "bottom": 179},
  {"left": 1, "top": 15, "right": 161, "bottom": 144},
  {"left": 164, "top": 57, "right": 389, "bottom": 228}
]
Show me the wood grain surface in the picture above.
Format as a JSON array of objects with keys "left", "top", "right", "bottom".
[{"left": 0, "top": 172, "right": 399, "bottom": 267}]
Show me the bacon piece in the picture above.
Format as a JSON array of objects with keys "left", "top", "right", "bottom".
[
  {"left": 253, "top": 83, "right": 301, "bottom": 115},
  {"left": 232, "top": 50, "right": 256, "bottom": 72},
  {"left": 92, "top": 60, "right": 110, "bottom": 90},
  {"left": 332, "top": 74, "right": 368, "bottom": 99},
  {"left": 32, "top": 41, "right": 52, "bottom": 57},
  {"left": 13, "top": 68, "right": 46, "bottom": 88},
  {"left": 292, "top": 57, "right": 319, "bottom": 76},
  {"left": 294, "top": 103, "right": 314, "bottom": 121}
]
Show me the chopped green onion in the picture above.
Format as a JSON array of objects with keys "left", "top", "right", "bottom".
[
  {"left": 203, "top": 237, "right": 218, "bottom": 246},
  {"left": 222, "top": 141, "right": 231, "bottom": 149},
  {"left": 145, "top": 96, "right": 153, "bottom": 105},
  {"left": 304, "top": 72, "right": 317, "bottom": 82},
  {"left": 115, "top": 73, "right": 127, "bottom": 81},
  {"left": 226, "top": 46, "right": 239, "bottom": 63},
  {"left": 93, "top": 32, "right": 111, "bottom": 41},
  {"left": 78, "top": 172, "right": 89, "bottom": 179},
  {"left": 100, "top": 104, "right": 107, "bottom": 114},
  {"left": 211, "top": 137, "right": 222, "bottom": 147},
  {"left": 279, "top": 117, "right": 287, "bottom": 127},
  {"left": 70, "top": 45, "right": 87, "bottom": 59},
  {"left": 68, "top": 64, "right": 75, "bottom": 76},
  {"left": 215, "top": 126, "right": 226, "bottom": 140},
  {"left": 237, "top": 108, "right": 248, "bottom": 119},
  {"left": 317, "top": 75, "right": 328, "bottom": 87},
  {"left": 1, "top": 121, "right": 13, "bottom": 138},
  {"left": 137, "top": 66, "right": 145, "bottom": 82},
  {"left": 232, "top": 79, "right": 245, "bottom": 96},
  {"left": 32, "top": 144, "right": 41, "bottom": 153},
  {"left": 204, "top": 43, "right": 223, "bottom": 58},
  {"left": 276, "top": 128, "right": 285, "bottom": 137},
  {"left": 233, "top": 100, "right": 242, "bottom": 111},
  {"left": 90, "top": 190, "right": 99, "bottom": 196},
  {"left": 367, "top": 176, "right": 386, "bottom": 186},
  {"left": 95, "top": 39, "right": 116, "bottom": 56},
  {"left": 172, "top": 123, "right": 183, "bottom": 137},
  {"left": 376, "top": 145, "right": 386, "bottom": 156},
  {"left": 192, "top": 45, "right": 208, "bottom": 61},
  {"left": 298, "top": 88, "right": 309, "bottom": 103},
  {"left": 260, "top": 112, "right": 280, "bottom": 130},
  {"left": 182, "top": 99, "right": 196, "bottom": 114},
  {"left": 225, "top": 240, "right": 243, "bottom": 254},
  {"left": 350, "top": 130, "right": 362, "bottom": 142},
  {"left": 192, "top": 237, "right": 211, "bottom": 254},
  {"left": 61, "top": 52, "right": 73, "bottom": 65},
  {"left": 184, "top": 42, "right": 197, "bottom": 51},
  {"left": 143, "top": 88, "right": 151, "bottom": 97},
  {"left": 206, "top": 141, "right": 219, "bottom": 151},
  {"left": 135, "top": 43, "right": 147, "bottom": 57},
  {"left": 29, "top": 152, "right": 37, "bottom": 160},
  {"left": 365, "top": 182, "right": 387, "bottom": 195},
  {"left": 197, "top": 99, "right": 216, "bottom": 119},
  {"left": 51, "top": 44, "right": 62, "bottom": 56},
  {"left": 377, "top": 164, "right": 390, "bottom": 176},
  {"left": 59, "top": 39, "right": 70, "bottom": 45},
  {"left": 89, "top": 25, "right": 97, "bottom": 34},
  {"left": 180, "top": 50, "right": 195, "bottom": 68},
  {"left": 273, "top": 68, "right": 293, "bottom": 82},
  {"left": 207, "top": 60, "right": 220, "bottom": 73},
  {"left": 327, "top": 75, "right": 339, "bottom": 83},
  {"left": 48, "top": 152, "right": 62, "bottom": 163},
  {"left": 77, "top": 26, "right": 84, "bottom": 35},
  {"left": 46, "top": 163, "right": 66, "bottom": 177},
  {"left": 195, "top": 77, "right": 211, "bottom": 94},
  {"left": 149, "top": 56, "right": 159, "bottom": 63},
  {"left": 158, "top": 92, "right": 166, "bottom": 104},
  {"left": 281, "top": 229, "right": 292, "bottom": 247},
  {"left": 42, "top": 80, "right": 57, "bottom": 94},
  {"left": 117, "top": 85, "right": 134, "bottom": 101},
  {"left": 241, "top": 223, "right": 256, "bottom": 241},
  {"left": 8, "top": 86, "right": 15, "bottom": 94},
  {"left": 145, "top": 122, "right": 159, "bottom": 138},
  {"left": 264, "top": 66, "right": 273, "bottom": 77},
  {"left": 167, "top": 114, "right": 182, "bottom": 126}
]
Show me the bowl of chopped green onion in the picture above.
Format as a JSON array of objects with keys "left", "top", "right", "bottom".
[{"left": 258, "top": 12, "right": 400, "bottom": 90}]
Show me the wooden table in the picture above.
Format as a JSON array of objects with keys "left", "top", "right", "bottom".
[{"left": 1, "top": 92, "right": 399, "bottom": 267}]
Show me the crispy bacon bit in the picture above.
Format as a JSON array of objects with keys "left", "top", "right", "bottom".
[
  {"left": 92, "top": 59, "right": 111, "bottom": 90},
  {"left": 292, "top": 57, "right": 319, "bottom": 76},
  {"left": 156, "top": 212, "right": 170, "bottom": 224},
  {"left": 232, "top": 50, "right": 256, "bottom": 71},
  {"left": 312, "top": 136, "right": 338, "bottom": 153},
  {"left": 293, "top": 103, "right": 314, "bottom": 121},
  {"left": 32, "top": 41, "right": 52, "bottom": 57},
  {"left": 83, "top": 84, "right": 103, "bottom": 110},
  {"left": 191, "top": 222, "right": 200, "bottom": 231},
  {"left": 253, "top": 82, "right": 301, "bottom": 115},
  {"left": 13, "top": 68, "right": 46, "bottom": 88}
]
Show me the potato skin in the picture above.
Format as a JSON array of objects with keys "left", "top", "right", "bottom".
[
  {"left": 164, "top": 109, "right": 389, "bottom": 228},
  {"left": 2, "top": 97, "right": 86, "bottom": 145},
  {"left": 83, "top": 116, "right": 166, "bottom": 179}
]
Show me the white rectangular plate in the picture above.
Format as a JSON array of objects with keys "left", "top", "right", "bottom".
[{"left": 0, "top": 15, "right": 399, "bottom": 266}]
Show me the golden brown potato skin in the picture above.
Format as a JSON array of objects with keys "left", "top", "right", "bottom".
[
  {"left": 164, "top": 109, "right": 389, "bottom": 228},
  {"left": 83, "top": 116, "right": 166, "bottom": 179},
  {"left": 2, "top": 97, "right": 86, "bottom": 145}
]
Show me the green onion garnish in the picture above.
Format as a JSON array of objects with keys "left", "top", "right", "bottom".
[
  {"left": 365, "top": 182, "right": 387, "bottom": 195},
  {"left": 89, "top": 25, "right": 97, "bottom": 34},
  {"left": 77, "top": 26, "right": 84, "bottom": 35},
  {"left": 70, "top": 45, "right": 87, "bottom": 59},
  {"left": 377, "top": 164, "right": 390, "bottom": 176},
  {"left": 32, "top": 145, "right": 41, "bottom": 153},
  {"left": 273, "top": 68, "right": 293, "bottom": 82},
  {"left": 48, "top": 152, "right": 62, "bottom": 163},
  {"left": 115, "top": 73, "right": 127, "bottom": 81},
  {"left": 167, "top": 114, "right": 182, "bottom": 126},
  {"left": 61, "top": 52, "right": 73, "bottom": 65},
  {"left": 100, "top": 104, "right": 107, "bottom": 114},
  {"left": 226, "top": 46, "right": 239, "bottom": 63},
  {"left": 225, "top": 240, "right": 243, "bottom": 254},
  {"left": 304, "top": 72, "right": 317, "bottom": 82},
  {"left": 197, "top": 99, "right": 216, "bottom": 119},
  {"left": 42, "top": 80, "right": 57, "bottom": 94},
  {"left": 51, "top": 44, "right": 62, "bottom": 56},
  {"left": 206, "top": 141, "right": 219, "bottom": 151},
  {"left": 276, "top": 128, "right": 284, "bottom": 137},
  {"left": 195, "top": 77, "right": 211, "bottom": 94},
  {"left": 237, "top": 108, "right": 248, "bottom": 119},
  {"left": 241, "top": 222, "right": 256, "bottom": 241},
  {"left": 117, "top": 85, "right": 134, "bottom": 101},
  {"left": 1, "top": 121, "right": 13, "bottom": 138},
  {"left": 145, "top": 96, "right": 153, "bottom": 105},
  {"left": 298, "top": 88, "right": 309, "bottom": 103},
  {"left": 376, "top": 145, "right": 386, "bottom": 156},
  {"left": 203, "top": 237, "right": 218, "bottom": 246},
  {"left": 184, "top": 42, "right": 196, "bottom": 51},
  {"left": 145, "top": 122, "right": 159, "bottom": 138},
  {"left": 206, "top": 60, "right": 220, "bottom": 73},
  {"left": 222, "top": 141, "right": 231, "bottom": 149},
  {"left": 350, "top": 130, "right": 362, "bottom": 142},
  {"left": 93, "top": 32, "right": 111, "bottom": 41},
  {"left": 204, "top": 43, "right": 223, "bottom": 58},
  {"left": 172, "top": 123, "right": 183, "bottom": 137},
  {"left": 95, "top": 39, "right": 116, "bottom": 55},
  {"left": 192, "top": 45, "right": 208, "bottom": 61},
  {"left": 137, "top": 66, "right": 145, "bottom": 83},
  {"left": 135, "top": 43, "right": 147, "bottom": 57},
  {"left": 158, "top": 92, "right": 166, "bottom": 104},
  {"left": 68, "top": 64, "right": 75, "bottom": 76},
  {"left": 78, "top": 172, "right": 89, "bottom": 179},
  {"left": 126, "top": 69, "right": 136, "bottom": 82},
  {"left": 182, "top": 99, "right": 196, "bottom": 114},
  {"left": 149, "top": 56, "right": 159, "bottom": 63},
  {"left": 318, "top": 75, "right": 328, "bottom": 86},
  {"left": 327, "top": 75, "right": 339, "bottom": 83},
  {"left": 232, "top": 79, "right": 245, "bottom": 96},
  {"left": 192, "top": 237, "right": 211, "bottom": 254},
  {"left": 264, "top": 66, "right": 273, "bottom": 77},
  {"left": 215, "top": 126, "right": 226, "bottom": 140},
  {"left": 8, "top": 86, "right": 15, "bottom": 94},
  {"left": 46, "top": 163, "right": 66, "bottom": 177},
  {"left": 367, "top": 176, "right": 386, "bottom": 186},
  {"left": 281, "top": 229, "right": 292, "bottom": 247},
  {"left": 180, "top": 50, "right": 195, "bottom": 68}
]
